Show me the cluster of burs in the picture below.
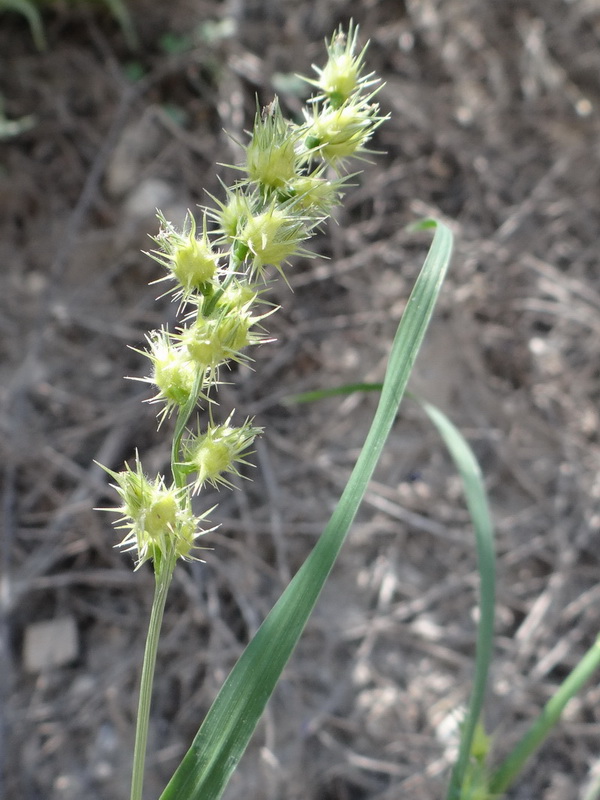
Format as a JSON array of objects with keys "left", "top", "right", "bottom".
[{"left": 102, "top": 23, "right": 386, "bottom": 573}]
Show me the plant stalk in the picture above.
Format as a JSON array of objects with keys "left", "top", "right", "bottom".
[{"left": 130, "top": 557, "right": 176, "bottom": 800}]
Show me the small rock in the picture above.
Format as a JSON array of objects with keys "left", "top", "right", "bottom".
[
  {"left": 23, "top": 616, "right": 79, "bottom": 673},
  {"left": 123, "top": 177, "right": 176, "bottom": 220},
  {"left": 105, "top": 111, "right": 164, "bottom": 198}
]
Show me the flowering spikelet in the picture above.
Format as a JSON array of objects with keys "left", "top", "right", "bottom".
[
  {"left": 235, "top": 200, "right": 317, "bottom": 279},
  {"left": 180, "top": 415, "right": 262, "bottom": 492},
  {"left": 214, "top": 278, "right": 262, "bottom": 314},
  {"left": 283, "top": 170, "right": 346, "bottom": 216},
  {"left": 178, "top": 302, "right": 269, "bottom": 371},
  {"left": 306, "top": 22, "right": 378, "bottom": 108},
  {"left": 299, "top": 21, "right": 387, "bottom": 171},
  {"left": 100, "top": 23, "right": 388, "bottom": 579},
  {"left": 209, "top": 187, "right": 255, "bottom": 244},
  {"left": 133, "top": 329, "right": 208, "bottom": 425},
  {"left": 303, "top": 99, "right": 385, "bottom": 168},
  {"left": 149, "top": 211, "right": 219, "bottom": 300},
  {"left": 100, "top": 455, "right": 213, "bottom": 570},
  {"left": 243, "top": 99, "right": 300, "bottom": 192}
]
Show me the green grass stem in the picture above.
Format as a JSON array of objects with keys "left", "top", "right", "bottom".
[
  {"left": 489, "top": 635, "right": 600, "bottom": 797},
  {"left": 130, "top": 557, "right": 176, "bottom": 800}
]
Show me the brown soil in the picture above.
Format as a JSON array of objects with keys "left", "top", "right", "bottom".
[{"left": 2, "top": 1, "right": 600, "bottom": 799}]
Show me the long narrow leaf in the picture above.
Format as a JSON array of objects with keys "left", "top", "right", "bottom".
[
  {"left": 284, "top": 376, "right": 498, "bottom": 795},
  {"left": 159, "top": 219, "right": 454, "bottom": 800},
  {"left": 416, "top": 401, "right": 496, "bottom": 800}
]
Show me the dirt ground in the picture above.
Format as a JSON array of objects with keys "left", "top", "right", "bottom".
[{"left": 2, "top": 1, "right": 600, "bottom": 798}]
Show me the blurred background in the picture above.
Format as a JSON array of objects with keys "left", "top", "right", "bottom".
[{"left": 1, "top": 1, "right": 600, "bottom": 798}]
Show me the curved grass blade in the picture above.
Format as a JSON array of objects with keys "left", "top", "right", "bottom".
[
  {"left": 416, "top": 401, "right": 496, "bottom": 800},
  {"left": 289, "top": 384, "right": 497, "bottom": 798},
  {"left": 158, "top": 219, "right": 454, "bottom": 800},
  {"left": 0, "top": 0, "right": 46, "bottom": 49}
]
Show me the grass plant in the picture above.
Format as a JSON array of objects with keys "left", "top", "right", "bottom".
[{"left": 96, "top": 23, "right": 600, "bottom": 800}]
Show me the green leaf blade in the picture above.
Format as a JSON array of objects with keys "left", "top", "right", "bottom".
[
  {"left": 158, "top": 220, "right": 454, "bottom": 800},
  {"left": 416, "top": 400, "right": 496, "bottom": 800}
]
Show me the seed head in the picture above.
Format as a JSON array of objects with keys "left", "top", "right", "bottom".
[
  {"left": 179, "top": 305, "right": 266, "bottom": 371},
  {"left": 99, "top": 455, "right": 213, "bottom": 570},
  {"left": 304, "top": 100, "right": 385, "bottom": 167},
  {"left": 215, "top": 278, "right": 261, "bottom": 314},
  {"left": 236, "top": 201, "right": 315, "bottom": 278},
  {"left": 135, "top": 329, "right": 206, "bottom": 424},
  {"left": 210, "top": 189, "right": 254, "bottom": 243},
  {"left": 150, "top": 211, "right": 219, "bottom": 299},
  {"left": 307, "top": 22, "right": 378, "bottom": 109},
  {"left": 180, "top": 415, "right": 262, "bottom": 492},
  {"left": 244, "top": 99, "right": 300, "bottom": 192},
  {"left": 284, "top": 171, "right": 346, "bottom": 216}
]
